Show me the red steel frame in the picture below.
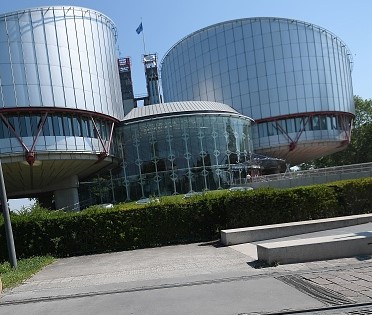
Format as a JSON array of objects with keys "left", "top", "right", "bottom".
[
  {"left": 0, "top": 108, "right": 118, "bottom": 165},
  {"left": 255, "top": 111, "right": 354, "bottom": 152}
]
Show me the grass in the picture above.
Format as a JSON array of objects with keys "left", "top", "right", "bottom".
[{"left": 0, "top": 256, "right": 55, "bottom": 290}]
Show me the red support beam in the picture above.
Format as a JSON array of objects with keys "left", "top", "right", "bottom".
[
  {"left": 273, "top": 116, "right": 310, "bottom": 152},
  {"left": 105, "top": 121, "right": 115, "bottom": 154},
  {"left": 30, "top": 112, "right": 48, "bottom": 152},
  {"left": 91, "top": 116, "right": 114, "bottom": 162},
  {"left": 0, "top": 113, "right": 29, "bottom": 152},
  {"left": 338, "top": 114, "right": 353, "bottom": 147}
]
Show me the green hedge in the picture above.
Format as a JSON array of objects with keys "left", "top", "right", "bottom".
[
  {"left": 0, "top": 177, "right": 371, "bottom": 261},
  {"left": 224, "top": 185, "right": 340, "bottom": 228}
]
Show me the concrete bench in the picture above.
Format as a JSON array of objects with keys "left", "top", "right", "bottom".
[
  {"left": 257, "top": 230, "right": 372, "bottom": 264},
  {"left": 221, "top": 213, "right": 372, "bottom": 246}
]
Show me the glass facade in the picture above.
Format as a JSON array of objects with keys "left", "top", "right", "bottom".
[
  {"left": 0, "top": 7, "right": 124, "bottom": 120},
  {"left": 0, "top": 6, "right": 123, "bottom": 199},
  {"left": 0, "top": 111, "right": 113, "bottom": 154},
  {"left": 117, "top": 105, "right": 253, "bottom": 200},
  {"left": 161, "top": 18, "right": 354, "bottom": 163},
  {"left": 0, "top": 7, "right": 123, "bottom": 158},
  {"left": 255, "top": 112, "right": 353, "bottom": 148}
]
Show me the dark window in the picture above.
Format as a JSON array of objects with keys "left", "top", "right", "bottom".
[
  {"left": 312, "top": 116, "right": 320, "bottom": 130},
  {"left": 52, "top": 116, "right": 63, "bottom": 136},
  {"left": 320, "top": 116, "right": 327, "bottom": 130},
  {"left": 31, "top": 115, "right": 41, "bottom": 136},
  {"left": 19, "top": 116, "right": 28, "bottom": 137},
  {"left": 0, "top": 120, "right": 5, "bottom": 139},
  {"left": 7, "top": 117, "right": 17, "bottom": 138},
  {"left": 72, "top": 117, "right": 82, "bottom": 137},
  {"left": 81, "top": 117, "right": 89, "bottom": 137},
  {"left": 63, "top": 116, "right": 73, "bottom": 136},
  {"left": 267, "top": 122, "right": 275, "bottom": 136},
  {"left": 43, "top": 116, "right": 53, "bottom": 136}
]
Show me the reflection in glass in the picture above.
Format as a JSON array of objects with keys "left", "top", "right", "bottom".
[{"left": 118, "top": 114, "right": 253, "bottom": 200}]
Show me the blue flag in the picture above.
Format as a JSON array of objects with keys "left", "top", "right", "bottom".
[{"left": 136, "top": 22, "right": 143, "bottom": 34}]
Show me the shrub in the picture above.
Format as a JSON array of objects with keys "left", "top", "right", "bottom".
[{"left": 0, "top": 177, "right": 371, "bottom": 262}]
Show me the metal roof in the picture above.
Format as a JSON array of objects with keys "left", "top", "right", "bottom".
[
  {"left": 161, "top": 17, "right": 353, "bottom": 68},
  {"left": 123, "top": 101, "right": 253, "bottom": 123}
]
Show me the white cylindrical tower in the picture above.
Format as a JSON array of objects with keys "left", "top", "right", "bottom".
[
  {"left": 161, "top": 17, "right": 354, "bottom": 164},
  {"left": 0, "top": 6, "right": 124, "bottom": 208}
]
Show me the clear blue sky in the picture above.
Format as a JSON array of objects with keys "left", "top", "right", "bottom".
[
  {"left": 2, "top": 0, "right": 371, "bottom": 210},
  {"left": 1, "top": 0, "right": 371, "bottom": 100}
]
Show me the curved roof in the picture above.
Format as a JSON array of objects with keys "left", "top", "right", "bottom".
[
  {"left": 161, "top": 17, "right": 352, "bottom": 67},
  {"left": 123, "top": 101, "right": 253, "bottom": 124},
  {"left": 0, "top": 6, "right": 117, "bottom": 41}
]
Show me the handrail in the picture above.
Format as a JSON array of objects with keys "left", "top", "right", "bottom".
[{"left": 251, "top": 162, "right": 372, "bottom": 183}]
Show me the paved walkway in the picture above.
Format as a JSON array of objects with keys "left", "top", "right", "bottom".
[{"left": 1, "top": 242, "right": 372, "bottom": 314}]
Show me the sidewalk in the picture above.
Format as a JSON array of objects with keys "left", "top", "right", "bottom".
[{"left": 1, "top": 242, "right": 372, "bottom": 314}]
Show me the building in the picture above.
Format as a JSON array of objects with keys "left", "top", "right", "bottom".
[
  {"left": 116, "top": 101, "right": 254, "bottom": 200},
  {"left": 118, "top": 57, "right": 135, "bottom": 116},
  {"left": 0, "top": 6, "right": 124, "bottom": 209},
  {"left": 0, "top": 8, "right": 355, "bottom": 207},
  {"left": 160, "top": 17, "right": 354, "bottom": 165}
]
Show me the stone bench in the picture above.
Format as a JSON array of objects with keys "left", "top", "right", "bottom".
[
  {"left": 221, "top": 213, "right": 372, "bottom": 246},
  {"left": 257, "top": 230, "right": 372, "bottom": 264}
]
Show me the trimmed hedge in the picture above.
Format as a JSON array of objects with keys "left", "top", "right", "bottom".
[
  {"left": 224, "top": 185, "right": 340, "bottom": 228},
  {"left": 0, "top": 177, "right": 371, "bottom": 261}
]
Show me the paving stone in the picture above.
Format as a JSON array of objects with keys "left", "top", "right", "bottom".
[
  {"left": 330, "top": 277, "right": 354, "bottom": 285},
  {"left": 321, "top": 283, "right": 346, "bottom": 292},
  {"left": 338, "top": 289, "right": 361, "bottom": 298},
  {"left": 337, "top": 273, "right": 360, "bottom": 281},
  {"left": 353, "top": 279, "right": 372, "bottom": 289},
  {"left": 308, "top": 277, "right": 333, "bottom": 285},
  {"left": 360, "top": 290, "right": 372, "bottom": 298},
  {"left": 339, "top": 282, "right": 368, "bottom": 292},
  {"left": 354, "top": 273, "right": 372, "bottom": 282}
]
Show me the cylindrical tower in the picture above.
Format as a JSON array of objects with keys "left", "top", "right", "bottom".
[
  {"left": 161, "top": 17, "right": 354, "bottom": 164},
  {"left": 0, "top": 6, "right": 124, "bottom": 209}
]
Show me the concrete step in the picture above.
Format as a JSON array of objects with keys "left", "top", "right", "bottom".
[
  {"left": 257, "top": 227, "right": 372, "bottom": 265},
  {"left": 221, "top": 213, "right": 372, "bottom": 246}
]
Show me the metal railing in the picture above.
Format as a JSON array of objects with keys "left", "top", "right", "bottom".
[{"left": 250, "top": 162, "right": 372, "bottom": 183}]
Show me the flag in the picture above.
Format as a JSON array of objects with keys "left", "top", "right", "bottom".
[{"left": 136, "top": 22, "right": 143, "bottom": 34}]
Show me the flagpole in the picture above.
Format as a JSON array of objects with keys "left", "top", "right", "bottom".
[{"left": 141, "top": 18, "right": 146, "bottom": 54}]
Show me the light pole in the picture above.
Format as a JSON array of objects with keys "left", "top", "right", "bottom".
[
  {"left": 0, "top": 160, "right": 17, "bottom": 268},
  {"left": 109, "top": 169, "right": 116, "bottom": 204}
]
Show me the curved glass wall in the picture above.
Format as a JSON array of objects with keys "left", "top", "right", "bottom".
[
  {"left": 0, "top": 6, "right": 124, "bottom": 120},
  {"left": 118, "top": 114, "right": 253, "bottom": 200},
  {"left": 255, "top": 112, "right": 353, "bottom": 148},
  {"left": 161, "top": 17, "right": 354, "bottom": 163},
  {"left": 0, "top": 111, "right": 114, "bottom": 154}
]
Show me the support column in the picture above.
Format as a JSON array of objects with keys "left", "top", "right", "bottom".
[{"left": 54, "top": 175, "right": 80, "bottom": 211}]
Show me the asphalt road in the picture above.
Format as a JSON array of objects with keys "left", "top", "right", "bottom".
[{"left": 1, "top": 242, "right": 372, "bottom": 314}]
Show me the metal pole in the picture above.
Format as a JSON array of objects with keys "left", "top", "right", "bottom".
[
  {"left": 109, "top": 169, "right": 116, "bottom": 204},
  {"left": 0, "top": 160, "right": 17, "bottom": 268}
]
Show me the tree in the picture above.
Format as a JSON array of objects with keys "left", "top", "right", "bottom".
[{"left": 301, "top": 96, "right": 372, "bottom": 169}]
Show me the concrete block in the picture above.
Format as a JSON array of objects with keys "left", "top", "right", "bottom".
[
  {"left": 257, "top": 231, "right": 372, "bottom": 265},
  {"left": 221, "top": 213, "right": 372, "bottom": 245}
]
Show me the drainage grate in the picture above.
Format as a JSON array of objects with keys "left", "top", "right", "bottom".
[{"left": 276, "top": 274, "right": 354, "bottom": 306}]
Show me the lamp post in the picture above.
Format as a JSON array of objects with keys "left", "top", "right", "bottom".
[
  {"left": 0, "top": 160, "right": 17, "bottom": 268},
  {"left": 109, "top": 169, "right": 116, "bottom": 204}
]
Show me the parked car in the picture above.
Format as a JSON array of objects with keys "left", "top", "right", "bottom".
[{"left": 229, "top": 186, "right": 253, "bottom": 192}]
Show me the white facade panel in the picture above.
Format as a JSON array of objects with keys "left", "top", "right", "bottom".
[
  {"left": 0, "top": 6, "right": 124, "bottom": 120},
  {"left": 161, "top": 17, "right": 354, "bottom": 164}
]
